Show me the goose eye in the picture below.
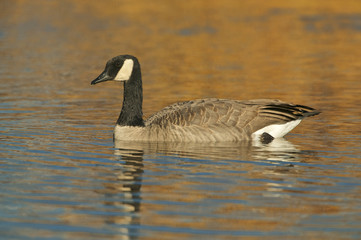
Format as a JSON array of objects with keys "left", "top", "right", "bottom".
[{"left": 116, "top": 61, "right": 123, "bottom": 68}]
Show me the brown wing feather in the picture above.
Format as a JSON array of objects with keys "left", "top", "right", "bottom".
[
  {"left": 146, "top": 98, "right": 240, "bottom": 127},
  {"left": 145, "top": 98, "right": 320, "bottom": 140}
]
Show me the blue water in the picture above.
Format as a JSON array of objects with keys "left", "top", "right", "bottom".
[{"left": 1, "top": 1, "right": 361, "bottom": 239}]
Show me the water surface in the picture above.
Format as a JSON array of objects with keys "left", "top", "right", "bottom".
[{"left": 1, "top": 1, "right": 361, "bottom": 239}]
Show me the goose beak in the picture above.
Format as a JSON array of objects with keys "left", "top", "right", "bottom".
[{"left": 91, "top": 71, "right": 113, "bottom": 85}]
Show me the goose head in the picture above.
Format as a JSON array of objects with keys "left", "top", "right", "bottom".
[
  {"left": 91, "top": 55, "right": 144, "bottom": 127},
  {"left": 91, "top": 55, "right": 139, "bottom": 85}
]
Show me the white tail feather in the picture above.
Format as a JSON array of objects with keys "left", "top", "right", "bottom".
[{"left": 252, "top": 119, "right": 302, "bottom": 139}]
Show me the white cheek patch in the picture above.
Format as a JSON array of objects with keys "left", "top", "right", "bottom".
[{"left": 114, "top": 59, "right": 134, "bottom": 81}]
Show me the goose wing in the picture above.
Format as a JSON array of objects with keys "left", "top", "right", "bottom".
[{"left": 145, "top": 98, "right": 319, "bottom": 141}]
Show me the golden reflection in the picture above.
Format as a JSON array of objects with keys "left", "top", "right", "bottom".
[{"left": 114, "top": 138, "right": 301, "bottom": 232}]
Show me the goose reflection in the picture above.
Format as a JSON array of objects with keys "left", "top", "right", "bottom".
[
  {"left": 114, "top": 137, "right": 301, "bottom": 163},
  {"left": 110, "top": 137, "right": 303, "bottom": 238},
  {"left": 102, "top": 146, "right": 144, "bottom": 239}
]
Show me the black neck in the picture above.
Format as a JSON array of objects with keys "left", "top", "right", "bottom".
[{"left": 116, "top": 65, "right": 145, "bottom": 127}]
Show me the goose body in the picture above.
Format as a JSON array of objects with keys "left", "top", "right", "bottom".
[{"left": 91, "top": 55, "right": 320, "bottom": 143}]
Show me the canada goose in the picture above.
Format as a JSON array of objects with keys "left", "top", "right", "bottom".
[{"left": 91, "top": 55, "right": 320, "bottom": 142}]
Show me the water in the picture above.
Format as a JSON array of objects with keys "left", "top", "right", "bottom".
[{"left": 1, "top": 1, "right": 361, "bottom": 239}]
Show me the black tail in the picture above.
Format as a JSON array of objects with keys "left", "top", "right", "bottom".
[
  {"left": 294, "top": 104, "right": 321, "bottom": 117},
  {"left": 260, "top": 103, "right": 321, "bottom": 121}
]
